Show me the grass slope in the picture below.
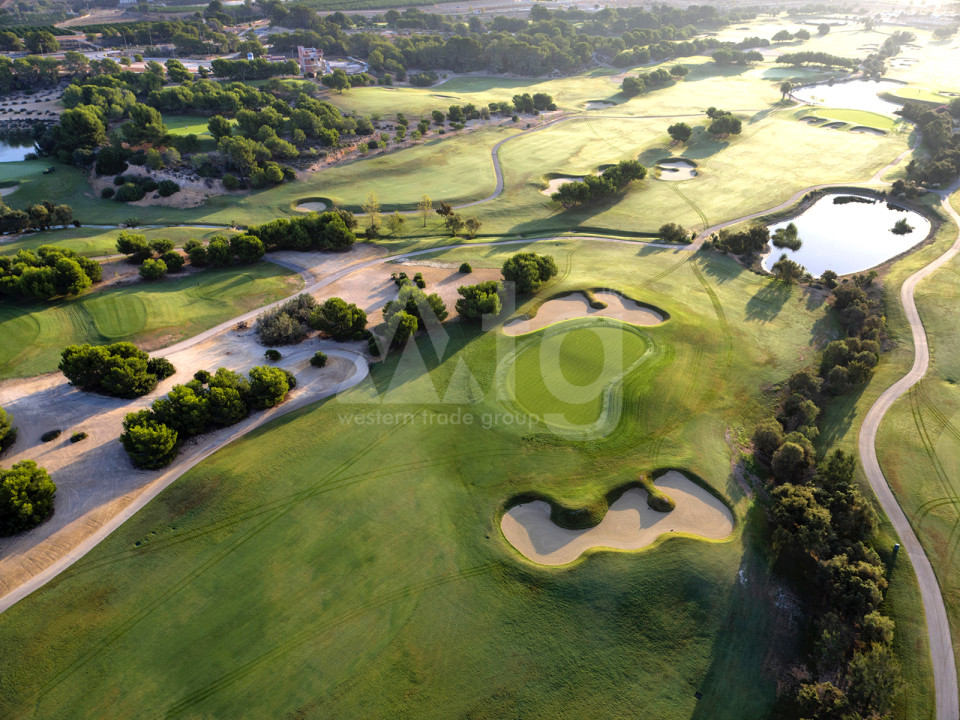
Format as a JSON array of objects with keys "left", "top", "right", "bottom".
[
  {"left": 0, "top": 240, "right": 932, "bottom": 719},
  {"left": 0, "top": 263, "right": 301, "bottom": 379}
]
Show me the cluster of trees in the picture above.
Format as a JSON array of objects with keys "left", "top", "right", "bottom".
[
  {"left": 712, "top": 224, "right": 770, "bottom": 255},
  {"left": 862, "top": 30, "right": 915, "bottom": 79},
  {"left": 210, "top": 58, "right": 301, "bottom": 81},
  {"left": 120, "top": 365, "right": 296, "bottom": 470},
  {"left": 711, "top": 47, "right": 763, "bottom": 66},
  {"left": 433, "top": 201, "right": 482, "bottom": 239},
  {"left": 901, "top": 103, "right": 960, "bottom": 186},
  {"left": 550, "top": 160, "right": 647, "bottom": 207},
  {"left": 0, "top": 245, "right": 101, "bottom": 301},
  {"left": 247, "top": 211, "right": 357, "bottom": 252},
  {"left": 381, "top": 282, "right": 448, "bottom": 347},
  {"left": 0, "top": 199, "right": 74, "bottom": 235},
  {"left": 86, "top": 18, "right": 241, "bottom": 55},
  {"left": 501, "top": 252, "right": 558, "bottom": 293},
  {"left": 775, "top": 51, "right": 858, "bottom": 69},
  {"left": 59, "top": 343, "right": 176, "bottom": 399},
  {"left": 621, "top": 65, "right": 687, "bottom": 97},
  {"left": 255, "top": 293, "right": 368, "bottom": 346},
  {"left": 771, "top": 222, "right": 802, "bottom": 251},
  {"left": 0, "top": 55, "right": 62, "bottom": 92},
  {"left": 771, "top": 28, "right": 811, "bottom": 43},
  {"left": 752, "top": 295, "right": 898, "bottom": 717},
  {"left": 103, "top": 174, "right": 180, "bottom": 203},
  {"left": 705, "top": 107, "right": 742, "bottom": 138}
]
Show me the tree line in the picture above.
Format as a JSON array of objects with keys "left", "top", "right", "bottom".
[{"left": 0, "top": 243, "right": 101, "bottom": 302}]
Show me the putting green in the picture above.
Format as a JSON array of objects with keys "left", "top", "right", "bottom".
[
  {"left": 801, "top": 107, "right": 899, "bottom": 132},
  {"left": 84, "top": 293, "right": 148, "bottom": 338},
  {"left": 505, "top": 322, "right": 653, "bottom": 431}
]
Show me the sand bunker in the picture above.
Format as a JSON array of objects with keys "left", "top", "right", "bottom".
[
  {"left": 800, "top": 116, "right": 826, "bottom": 125},
  {"left": 823, "top": 121, "right": 846, "bottom": 129},
  {"left": 540, "top": 177, "right": 583, "bottom": 196},
  {"left": 501, "top": 471, "right": 734, "bottom": 566},
  {"left": 502, "top": 291, "right": 663, "bottom": 335},
  {"left": 295, "top": 201, "right": 327, "bottom": 212},
  {"left": 584, "top": 100, "right": 616, "bottom": 110},
  {"left": 850, "top": 126, "right": 887, "bottom": 135},
  {"left": 0, "top": 185, "right": 18, "bottom": 197},
  {"left": 656, "top": 159, "right": 698, "bottom": 181}
]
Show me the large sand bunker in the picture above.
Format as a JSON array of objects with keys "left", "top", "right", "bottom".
[
  {"left": 584, "top": 100, "right": 616, "bottom": 110},
  {"left": 850, "top": 126, "right": 887, "bottom": 135},
  {"left": 656, "top": 159, "right": 698, "bottom": 181},
  {"left": 295, "top": 201, "right": 328, "bottom": 212},
  {"left": 501, "top": 471, "right": 734, "bottom": 566},
  {"left": 540, "top": 176, "right": 583, "bottom": 196},
  {"left": 502, "top": 291, "right": 663, "bottom": 335}
]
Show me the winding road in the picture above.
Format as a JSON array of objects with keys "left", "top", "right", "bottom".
[{"left": 858, "top": 181, "right": 960, "bottom": 720}]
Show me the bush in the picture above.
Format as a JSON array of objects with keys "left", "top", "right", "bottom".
[
  {"left": 308, "top": 297, "right": 367, "bottom": 341},
  {"left": 310, "top": 351, "right": 327, "bottom": 368},
  {"left": 40, "top": 429, "right": 61, "bottom": 443},
  {"left": 265, "top": 348, "right": 282, "bottom": 361},
  {"left": 501, "top": 252, "right": 558, "bottom": 294},
  {"left": 119, "top": 412, "right": 179, "bottom": 470},
  {"left": 157, "top": 179, "right": 180, "bottom": 197},
  {"left": 256, "top": 294, "right": 317, "bottom": 345},
  {"left": 459, "top": 262, "right": 472, "bottom": 273},
  {"left": 115, "top": 182, "right": 146, "bottom": 202},
  {"left": 161, "top": 251, "right": 185, "bottom": 272},
  {"left": 139, "top": 258, "right": 167, "bottom": 280},
  {"left": 59, "top": 342, "right": 175, "bottom": 399},
  {"left": 413, "top": 272, "right": 426, "bottom": 288},
  {"left": 456, "top": 281, "right": 504, "bottom": 320},
  {"left": 247, "top": 365, "right": 293, "bottom": 410},
  {"left": 101, "top": 187, "right": 115, "bottom": 199},
  {"left": 70, "top": 431, "right": 88, "bottom": 443},
  {"left": 0, "top": 406, "right": 16, "bottom": 454},
  {"left": 0, "top": 460, "right": 56, "bottom": 535},
  {"left": 223, "top": 173, "right": 241, "bottom": 190}
]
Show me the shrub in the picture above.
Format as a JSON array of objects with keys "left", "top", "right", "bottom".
[
  {"left": 413, "top": 272, "right": 426, "bottom": 288},
  {"left": 41, "top": 429, "right": 61, "bottom": 443},
  {"left": 255, "top": 294, "right": 317, "bottom": 345},
  {"left": 59, "top": 342, "right": 175, "bottom": 399},
  {"left": 223, "top": 173, "right": 241, "bottom": 190},
  {"left": 101, "top": 187, "right": 115, "bottom": 199},
  {"left": 161, "top": 251, "right": 185, "bottom": 272},
  {"left": 119, "top": 412, "right": 179, "bottom": 470},
  {"left": 247, "top": 365, "right": 293, "bottom": 410},
  {"left": 115, "top": 182, "right": 146, "bottom": 202},
  {"left": 501, "top": 252, "right": 558, "bottom": 293},
  {"left": 139, "top": 258, "right": 167, "bottom": 280},
  {"left": 265, "top": 349, "right": 282, "bottom": 361},
  {"left": 0, "top": 460, "right": 56, "bottom": 535},
  {"left": 456, "top": 281, "right": 504, "bottom": 320},
  {"left": 70, "top": 431, "right": 88, "bottom": 443},
  {"left": 459, "top": 262, "right": 472, "bottom": 273},
  {"left": 308, "top": 297, "right": 367, "bottom": 341},
  {"left": 310, "top": 351, "right": 327, "bottom": 368},
  {"left": 157, "top": 179, "right": 180, "bottom": 197},
  {"left": 0, "top": 406, "right": 16, "bottom": 454}
]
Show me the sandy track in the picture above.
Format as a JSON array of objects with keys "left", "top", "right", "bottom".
[
  {"left": 500, "top": 471, "right": 733, "bottom": 566},
  {"left": 502, "top": 291, "right": 663, "bottom": 336}
]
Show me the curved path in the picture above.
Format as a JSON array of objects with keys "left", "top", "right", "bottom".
[{"left": 858, "top": 181, "right": 960, "bottom": 720}]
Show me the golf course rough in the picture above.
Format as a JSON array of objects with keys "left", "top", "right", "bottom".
[{"left": 501, "top": 470, "right": 735, "bottom": 566}]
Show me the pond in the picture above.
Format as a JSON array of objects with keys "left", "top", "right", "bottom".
[
  {"left": 762, "top": 194, "right": 931, "bottom": 277},
  {"left": 792, "top": 79, "right": 905, "bottom": 116},
  {"left": 0, "top": 138, "right": 34, "bottom": 163}
]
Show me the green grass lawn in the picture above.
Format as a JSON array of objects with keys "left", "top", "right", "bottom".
[
  {"left": 801, "top": 107, "right": 900, "bottom": 132},
  {"left": 0, "top": 263, "right": 301, "bottom": 379},
  {"left": 0, "top": 239, "right": 933, "bottom": 719},
  {"left": 885, "top": 86, "right": 954, "bottom": 105}
]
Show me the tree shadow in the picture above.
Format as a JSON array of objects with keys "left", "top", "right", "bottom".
[
  {"left": 745, "top": 281, "right": 794, "bottom": 323},
  {"left": 697, "top": 253, "right": 747, "bottom": 285},
  {"left": 817, "top": 382, "right": 868, "bottom": 449}
]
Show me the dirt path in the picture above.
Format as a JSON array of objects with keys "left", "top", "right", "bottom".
[{"left": 858, "top": 179, "right": 960, "bottom": 720}]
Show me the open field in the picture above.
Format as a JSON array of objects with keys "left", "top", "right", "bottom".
[
  {"left": 0, "top": 238, "right": 934, "bottom": 719},
  {"left": 0, "top": 263, "right": 301, "bottom": 380}
]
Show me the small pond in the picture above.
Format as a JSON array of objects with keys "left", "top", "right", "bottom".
[
  {"left": 762, "top": 194, "right": 931, "bottom": 277},
  {"left": 792, "top": 79, "right": 905, "bottom": 116},
  {"left": 0, "top": 137, "right": 34, "bottom": 163}
]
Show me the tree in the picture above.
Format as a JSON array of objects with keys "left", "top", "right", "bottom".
[
  {"left": 207, "top": 386, "right": 248, "bottom": 427},
  {"left": 140, "top": 258, "right": 167, "bottom": 281},
  {"left": 25, "top": 31, "right": 59, "bottom": 54},
  {"left": 772, "top": 254, "right": 805, "bottom": 283},
  {"left": 770, "top": 483, "right": 832, "bottom": 558},
  {"left": 752, "top": 418, "right": 785, "bottom": 460},
  {"left": 772, "top": 223, "right": 801, "bottom": 251},
  {"left": 418, "top": 194, "right": 432, "bottom": 227},
  {"left": 362, "top": 190, "right": 381, "bottom": 232},
  {"left": 501, "top": 252, "right": 558, "bottom": 293},
  {"left": 151, "top": 384, "right": 211, "bottom": 437},
  {"left": 310, "top": 351, "right": 328, "bottom": 368},
  {"left": 385, "top": 310, "right": 419, "bottom": 346},
  {"left": 54, "top": 258, "right": 92, "bottom": 296},
  {"left": 659, "top": 223, "right": 687, "bottom": 243},
  {"left": 59, "top": 342, "right": 174, "bottom": 399},
  {"left": 309, "top": 297, "right": 367, "bottom": 341},
  {"left": 464, "top": 217, "right": 482, "bottom": 239},
  {"left": 387, "top": 211, "right": 406, "bottom": 237},
  {"left": 119, "top": 412, "right": 179, "bottom": 470},
  {"left": 456, "top": 280, "right": 504, "bottom": 320},
  {"left": 208, "top": 115, "right": 232, "bottom": 141},
  {"left": 444, "top": 213, "right": 466, "bottom": 236},
  {"left": 780, "top": 80, "right": 793, "bottom": 99},
  {"left": 321, "top": 68, "right": 351, "bottom": 93},
  {"left": 247, "top": 366, "right": 292, "bottom": 410},
  {"left": 0, "top": 461, "right": 56, "bottom": 535},
  {"left": 669, "top": 64, "right": 689, "bottom": 79},
  {"left": 231, "top": 234, "right": 265, "bottom": 263},
  {"left": 667, "top": 122, "right": 692, "bottom": 144},
  {"left": 207, "top": 236, "right": 233, "bottom": 267},
  {"left": 818, "top": 23, "right": 831, "bottom": 36},
  {"left": 0, "top": 405, "right": 16, "bottom": 454},
  {"left": 436, "top": 200, "right": 453, "bottom": 217},
  {"left": 772, "top": 437, "right": 815, "bottom": 482},
  {"left": 773, "top": 29, "right": 793, "bottom": 43},
  {"left": 60, "top": 106, "right": 107, "bottom": 151},
  {"left": 123, "top": 103, "right": 168, "bottom": 145}
]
